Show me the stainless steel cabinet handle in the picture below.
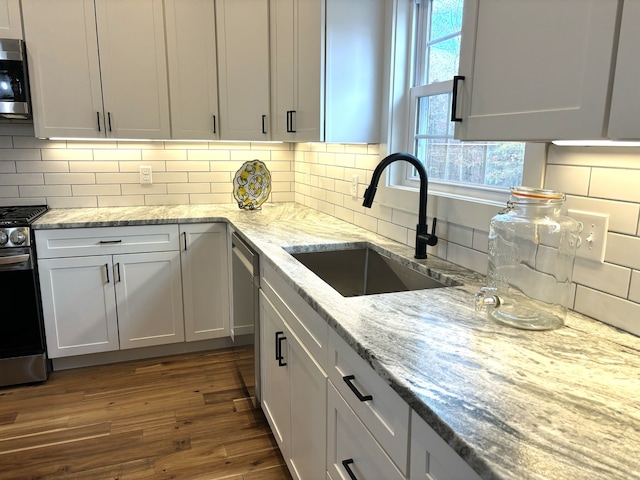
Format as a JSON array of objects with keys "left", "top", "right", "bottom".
[
  {"left": 343, "top": 375, "right": 372, "bottom": 402},
  {"left": 0, "top": 254, "right": 29, "bottom": 266}
]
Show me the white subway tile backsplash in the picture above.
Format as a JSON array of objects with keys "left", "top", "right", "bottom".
[
  {"left": 572, "top": 258, "right": 631, "bottom": 298},
  {"left": 574, "top": 286, "right": 640, "bottom": 336},
  {"left": 93, "top": 149, "right": 141, "bottom": 162},
  {"left": 605, "top": 233, "right": 640, "bottom": 270},
  {"left": 377, "top": 219, "right": 409, "bottom": 245},
  {"left": 629, "top": 271, "right": 640, "bottom": 303},
  {"left": 1, "top": 173, "right": 44, "bottom": 185},
  {"left": 72, "top": 184, "right": 121, "bottom": 196},
  {"left": 17, "top": 161, "right": 69, "bottom": 173},
  {"left": 0, "top": 148, "right": 41, "bottom": 161},
  {"left": 590, "top": 168, "right": 640, "bottom": 203},
  {"left": 544, "top": 164, "right": 590, "bottom": 195},
  {"left": 69, "top": 162, "right": 119, "bottom": 173},
  {"left": 564, "top": 195, "right": 639, "bottom": 235}
]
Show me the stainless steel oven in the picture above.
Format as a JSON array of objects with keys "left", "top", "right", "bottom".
[
  {"left": 0, "top": 38, "right": 31, "bottom": 119},
  {"left": 0, "top": 205, "right": 48, "bottom": 387}
]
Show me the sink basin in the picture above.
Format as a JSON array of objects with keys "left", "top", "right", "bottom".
[{"left": 286, "top": 244, "right": 458, "bottom": 297}]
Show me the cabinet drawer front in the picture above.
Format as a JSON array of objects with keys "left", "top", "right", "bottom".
[
  {"left": 35, "top": 225, "right": 180, "bottom": 258},
  {"left": 328, "top": 328, "right": 410, "bottom": 475},
  {"left": 327, "top": 382, "right": 405, "bottom": 480},
  {"left": 261, "top": 262, "right": 328, "bottom": 369}
]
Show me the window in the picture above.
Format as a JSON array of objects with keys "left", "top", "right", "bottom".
[{"left": 401, "top": 0, "right": 528, "bottom": 195}]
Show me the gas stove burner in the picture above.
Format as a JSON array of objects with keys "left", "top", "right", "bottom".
[{"left": 0, "top": 205, "right": 48, "bottom": 227}]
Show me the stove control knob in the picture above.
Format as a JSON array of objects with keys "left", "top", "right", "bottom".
[
  {"left": 0, "top": 230, "right": 7, "bottom": 245},
  {"left": 9, "top": 228, "right": 27, "bottom": 245}
]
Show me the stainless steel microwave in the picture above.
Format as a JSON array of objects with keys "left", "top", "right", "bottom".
[{"left": 0, "top": 38, "right": 31, "bottom": 119}]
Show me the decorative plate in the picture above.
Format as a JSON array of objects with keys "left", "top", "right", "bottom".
[{"left": 233, "top": 160, "right": 272, "bottom": 210}]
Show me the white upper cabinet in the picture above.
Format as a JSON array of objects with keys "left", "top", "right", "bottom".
[
  {"left": 607, "top": 1, "right": 640, "bottom": 140},
  {"left": 0, "top": 0, "right": 22, "bottom": 39},
  {"left": 215, "top": 0, "right": 270, "bottom": 141},
  {"left": 164, "top": 0, "right": 219, "bottom": 140},
  {"left": 270, "top": 0, "right": 386, "bottom": 143},
  {"left": 455, "top": 0, "right": 620, "bottom": 141},
  {"left": 22, "top": 0, "right": 170, "bottom": 139}
]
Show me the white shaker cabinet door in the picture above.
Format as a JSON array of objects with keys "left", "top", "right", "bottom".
[
  {"left": 215, "top": 0, "right": 270, "bottom": 140},
  {"left": 94, "top": 0, "right": 171, "bottom": 139},
  {"left": 608, "top": 1, "right": 640, "bottom": 140},
  {"left": 455, "top": 0, "right": 619, "bottom": 141},
  {"left": 180, "top": 223, "right": 230, "bottom": 342},
  {"left": 22, "top": 0, "right": 105, "bottom": 139},
  {"left": 38, "top": 255, "right": 119, "bottom": 358},
  {"left": 0, "top": 0, "right": 23, "bottom": 39},
  {"left": 164, "top": 0, "right": 220, "bottom": 140},
  {"left": 115, "top": 251, "right": 185, "bottom": 350}
]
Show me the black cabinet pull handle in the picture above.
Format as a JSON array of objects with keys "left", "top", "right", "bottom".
[
  {"left": 99, "top": 240, "right": 122, "bottom": 244},
  {"left": 97, "top": 112, "right": 101, "bottom": 132},
  {"left": 275, "top": 331, "right": 287, "bottom": 366},
  {"left": 286, "top": 110, "right": 297, "bottom": 133},
  {"left": 342, "top": 459, "right": 358, "bottom": 480},
  {"left": 212, "top": 115, "right": 217, "bottom": 134},
  {"left": 343, "top": 375, "right": 372, "bottom": 402},
  {"left": 451, "top": 75, "right": 465, "bottom": 122},
  {"left": 108, "top": 112, "right": 113, "bottom": 131},
  {"left": 105, "top": 263, "right": 110, "bottom": 283},
  {"left": 183, "top": 232, "right": 187, "bottom": 251},
  {"left": 262, "top": 114, "right": 267, "bottom": 134}
]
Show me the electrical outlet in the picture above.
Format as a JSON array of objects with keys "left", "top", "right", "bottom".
[
  {"left": 351, "top": 174, "right": 358, "bottom": 198},
  {"left": 568, "top": 209, "right": 609, "bottom": 263},
  {"left": 139, "top": 166, "right": 152, "bottom": 185}
]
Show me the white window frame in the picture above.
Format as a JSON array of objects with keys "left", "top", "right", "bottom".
[{"left": 376, "top": 0, "right": 546, "bottom": 230}]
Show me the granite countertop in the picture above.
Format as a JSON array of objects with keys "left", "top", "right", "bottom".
[{"left": 33, "top": 203, "right": 640, "bottom": 480}]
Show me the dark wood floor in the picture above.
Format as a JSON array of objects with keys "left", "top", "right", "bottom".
[{"left": 0, "top": 347, "right": 292, "bottom": 480}]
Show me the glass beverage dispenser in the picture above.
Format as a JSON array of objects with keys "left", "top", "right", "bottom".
[{"left": 475, "top": 187, "right": 582, "bottom": 330}]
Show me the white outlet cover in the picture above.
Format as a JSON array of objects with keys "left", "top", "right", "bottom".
[
  {"left": 568, "top": 209, "right": 609, "bottom": 263},
  {"left": 351, "top": 174, "right": 358, "bottom": 198},
  {"left": 139, "top": 165, "right": 152, "bottom": 185}
]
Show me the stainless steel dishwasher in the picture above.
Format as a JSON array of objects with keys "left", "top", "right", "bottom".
[{"left": 231, "top": 232, "right": 260, "bottom": 406}]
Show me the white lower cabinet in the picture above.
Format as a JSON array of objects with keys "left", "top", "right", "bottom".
[
  {"left": 327, "top": 382, "right": 405, "bottom": 480},
  {"left": 36, "top": 225, "right": 184, "bottom": 358},
  {"left": 410, "top": 412, "right": 482, "bottom": 480},
  {"left": 180, "top": 223, "right": 230, "bottom": 341},
  {"left": 260, "top": 289, "right": 327, "bottom": 480}
]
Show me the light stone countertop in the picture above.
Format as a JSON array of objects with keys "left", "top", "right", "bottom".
[{"left": 33, "top": 203, "right": 640, "bottom": 480}]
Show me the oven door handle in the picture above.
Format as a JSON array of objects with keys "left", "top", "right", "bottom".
[{"left": 0, "top": 253, "right": 30, "bottom": 266}]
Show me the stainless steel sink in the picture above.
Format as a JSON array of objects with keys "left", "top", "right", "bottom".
[{"left": 286, "top": 244, "right": 458, "bottom": 297}]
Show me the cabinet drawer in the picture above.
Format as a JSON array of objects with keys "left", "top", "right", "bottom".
[
  {"left": 35, "top": 225, "right": 180, "bottom": 258},
  {"left": 328, "top": 327, "right": 410, "bottom": 475},
  {"left": 410, "top": 411, "right": 482, "bottom": 480},
  {"left": 261, "top": 262, "right": 328, "bottom": 369},
  {"left": 327, "top": 382, "right": 405, "bottom": 480}
]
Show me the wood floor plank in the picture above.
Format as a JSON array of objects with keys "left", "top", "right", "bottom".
[{"left": 0, "top": 348, "right": 291, "bottom": 480}]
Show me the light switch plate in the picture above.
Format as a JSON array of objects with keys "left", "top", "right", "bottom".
[
  {"left": 568, "top": 209, "right": 609, "bottom": 263},
  {"left": 139, "top": 165, "right": 152, "bottom": 185}
]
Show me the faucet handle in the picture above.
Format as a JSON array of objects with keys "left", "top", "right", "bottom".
[{"left": 426, "top": 217, "right": 438, "bottom": 246}]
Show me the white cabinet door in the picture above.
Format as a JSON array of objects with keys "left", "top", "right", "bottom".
[
  {"left": 270, "top": 0, "right": 384, "bottom": 143},
  {"left": 410, "top": 411, "right": 482, "bottom": 480},
  {"left": 327, "top": 382, "right": 405, "bottom": 480},
  {"left": 0, "top": 0, "right": 23, "bottom": 39},
  {"left": 22, "top": 0, "right": 104, "bottom": 139},
  {"left": 289, "top": 329, "right": 327, "bottom": 480},
  {"left": 607, "top": 1, "right": 640, "bottom": 140},
  {"left": 260, "top": 291, "right": 291, "bottom": 460},
  {"left": 115, "top": 251, "right": 185, "bottom": 349},
  {"left": 180, "top": 223, "right": 230, "bottom": 342},
  {"left": 455, "top": 0, "right": 620, "bottom": 141},
  {"left": 38, "top": 256, "right": 119, "bottom": 358},
  {"left": 164, "top": 0, "right": 219, "bottom": 140},
  {"left": 95, "top": 0, "right": 170, "bottom": 139},
  {"left": 216, "top": 0, "right": 270, "bottom": 140}
]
